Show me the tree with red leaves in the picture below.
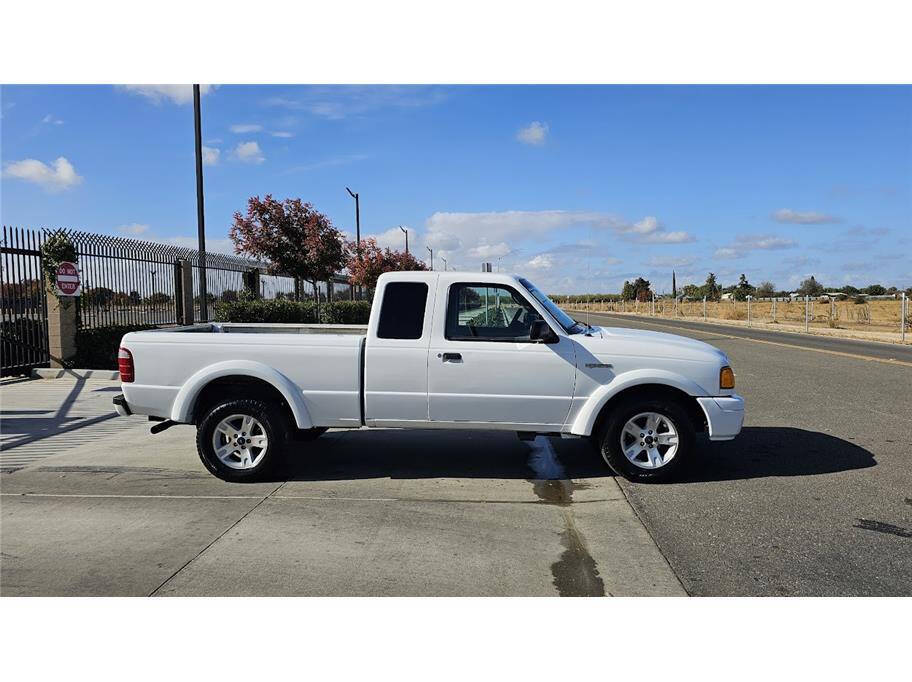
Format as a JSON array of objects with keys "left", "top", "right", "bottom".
[
  {"left": 346, "top": 238, "right": 428, "bottom": 292},
  {"left": 230, "top": 195, "right": 346, "bottom": 317}
]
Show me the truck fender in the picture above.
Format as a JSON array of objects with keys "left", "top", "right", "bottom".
[
  {"left": 170, "top": 360, "right": 314, "bottom": 429},
  {"left": 569, "top": 369, "right": 706, "bottom": 436}
]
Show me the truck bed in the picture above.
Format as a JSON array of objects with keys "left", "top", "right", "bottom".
[{"left": 120, "top": 323, "right": 367, "bottom": 427}]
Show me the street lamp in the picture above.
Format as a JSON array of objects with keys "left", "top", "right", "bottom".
[
  {"left": 426, "top": 246, "right": 433, "bottom": 270},
  {"left": 399, "top": 226, "right": 408, "bottom": 254},
  {"left": 193, "top": 84, "right": 209, "bottom": 321},
  {"left": 346, "top": 187, "right": 361, "bottom": 298}
]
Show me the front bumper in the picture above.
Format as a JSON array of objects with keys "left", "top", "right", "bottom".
[
  {"left": 696, "top": 394, "right": 744, "bottom": 441},
  {"left": 113, "top": 393, "right": 132, "bottom": 417}
]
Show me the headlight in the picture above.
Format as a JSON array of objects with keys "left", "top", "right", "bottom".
[{"left": 720, "top": 366, "right": 735, "bottom": 390}]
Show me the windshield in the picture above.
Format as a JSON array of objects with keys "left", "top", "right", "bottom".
[{"left": 518, "top": 277, "right": 587, "bottom": 333}]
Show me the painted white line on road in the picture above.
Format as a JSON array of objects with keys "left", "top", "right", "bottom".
[{"left": 587, "top": 313, "right": 912, "bottom": 368}]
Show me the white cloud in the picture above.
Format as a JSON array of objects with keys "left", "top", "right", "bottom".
[
  {"left": 41, "top": 114, "right": 63, "bottom": 125},
  {"left": 715, "top": 234, "right": 797, "bottom": 259},
  {"left": 201, "top": 146, "right": 220, "bottom": 166},
  {"left": 641, "top": 230, "right": 696, "bottom": 244},
  {"left": 115, "top": 223, "right": 150, "bottom": 236},
  {"left": 517, "top": 121, "right": 549, "bottom": 145},
  {"left": 264, "top": 85, "right": 448, "bottom": 120},
  {"left": 232, "top": 141, "right": 265, "bottom": 164},
  {"left": 118, "top": 84, "right": 214, "bottom": 105},
  {"left": 468, "top": 242, "right": 512, "bottom": 259},
  {"left": 773, "top": 208, "right": 839, "bottom": 224},
  {"left": 3, "top": 156, "right": 83, "bottom": 192},
  {"left": 271, "top": 131, "right": 294, "bottom": 138},
  {"left": 527, "top": 254, "right": 555, "bottom": 270},
  {"left": 230, "top": 123, "right": 263, "bottom": 133}
]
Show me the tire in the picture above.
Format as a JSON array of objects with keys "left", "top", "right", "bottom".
[
  {"left": 597, "top": 396, "right": 694, "bottom": 483},
  {"left": 196, "top": 398, "right": 289, "bottom": 482}
]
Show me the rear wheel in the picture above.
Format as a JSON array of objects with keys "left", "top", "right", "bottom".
[
  {"left": 597, "top": 397, "right": 694, "bottom": 482},
  {"left": 196, "top": 398, "right": 288, "bottom": 482}
]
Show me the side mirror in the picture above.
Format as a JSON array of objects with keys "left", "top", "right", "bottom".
[{"left": 530, "top": 319, "right": 558, "bottom": 344}]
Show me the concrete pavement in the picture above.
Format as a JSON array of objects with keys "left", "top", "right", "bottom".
[{"left": 0, "top": 377, "right": 684, "bottom": 596}]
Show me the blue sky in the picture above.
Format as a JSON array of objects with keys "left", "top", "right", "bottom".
[{"left": 2, "top": 84, "right": 910, "bottom": 293}]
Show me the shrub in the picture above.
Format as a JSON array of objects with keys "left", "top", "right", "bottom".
[
  {"left": 321, "top": 300, "right": 372, "bottom": 324},
  {"left": 73, "top": 324, "right": 159, "bottom": 369},
  {"left": 213, "top": 298, "right": 371, "bottom": 325}
]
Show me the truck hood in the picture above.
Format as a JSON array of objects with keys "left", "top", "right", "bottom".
[{"left": 576, "top": 325, "right": 729, "bottom": 364}]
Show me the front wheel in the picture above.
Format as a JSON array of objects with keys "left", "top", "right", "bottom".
[
  {"left": 196, "top": 398, "right": 288, "bottom": 482},
  {"left": 597, "top": 397, "right": 694, "bottom": 482}
]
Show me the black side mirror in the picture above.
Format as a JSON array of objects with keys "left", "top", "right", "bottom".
[{"left": 530, "top": 319, "right": 558, "bottom": 344}]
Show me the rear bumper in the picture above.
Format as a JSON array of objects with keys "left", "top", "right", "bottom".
[
  {"left": 113, "top": 393, "right": 132, "bottom": 417},
  {"left": 696, "top": 394, "right": 744, "bottom": 441}
]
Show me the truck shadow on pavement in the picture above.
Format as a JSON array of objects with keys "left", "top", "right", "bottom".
[
  {"left": 677, "top": 426, "right": 876, "bottom": 483},
  {"left": 279, "top": 426, "right": 875, "bottom": 484},
  {"left": 281, "top": 429, "right": 608, "bottom": 482}
]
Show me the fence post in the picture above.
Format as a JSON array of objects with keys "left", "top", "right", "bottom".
[
  {"left": 747, "top": 295, "right": 752, "bottom": 327},
  {"left": 772, "top": 298, "right": 777, "bottom": 322},
  {"left": 46, "top": 282, "right": 77, "bottom": 369},
  {"left": 652, "top": 293, "right": 655, "bottom": 316},
  {"left": 805, "top": 295, "right": 809, "bottom": 332},
  {"left": 174, "top": 259, "right": 194, "bottom": 325},
  {"left": 902, "top": 292, "right": 907, "bottom": 343},
  {"left": 703, "top": 296, "right": 706, "bottom": 322}
]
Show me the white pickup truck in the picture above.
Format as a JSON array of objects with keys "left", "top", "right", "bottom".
[{"left": 113, "top": 272, "right": 743, "bottom": 482}]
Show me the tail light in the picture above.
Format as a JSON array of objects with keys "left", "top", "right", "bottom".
[{"left": 118, "top": 347, "right": 134, "bottom": 383}]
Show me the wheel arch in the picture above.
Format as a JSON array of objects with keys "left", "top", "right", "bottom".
[
  {"left": 170, "top": 361, "right": 313, "bottom": 429},
  {"left": 571, "top": 374, "right": 707, "bottom": 437}
]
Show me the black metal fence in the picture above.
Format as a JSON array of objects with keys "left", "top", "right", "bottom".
[
  {"left": 1, "top": 226, "right": 50, "bottom": 375},
  {"left": 1, "top": 226, "right": 357, "bottom": 375}
]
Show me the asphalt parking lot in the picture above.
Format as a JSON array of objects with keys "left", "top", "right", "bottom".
[
  {"left": 583, "top": 312, "right": 912, "bottom": 596},
  {"left": 0, "top": 376, "right": 681, "bottom": 596}
]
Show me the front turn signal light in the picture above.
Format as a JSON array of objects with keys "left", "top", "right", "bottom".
[{"left": 720, "top": 366, "right": 735, "bottom": 390}]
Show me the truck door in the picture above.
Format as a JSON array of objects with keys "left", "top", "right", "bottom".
[
  {"left": 364, "top": 280, "right": 435, "bottom": 425},
  {"left": 427, "top": 282, "right": 576, "bottom": 427}
]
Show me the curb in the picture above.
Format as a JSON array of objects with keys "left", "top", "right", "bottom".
[{"left": 30, "top": 368, "right": 120, "bottom": 380}]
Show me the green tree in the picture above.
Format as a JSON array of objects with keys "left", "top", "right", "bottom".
[
  {"left": 702, "top": 272, "right": 720, "bottom": 300},
  {"left": 756, "top": 281, "right": 775, "bottom": 298},
  {"left": 733, "top": 274, "right": 755, "bottom": 301},
  {"left": 864, "top": 284, "right": 886, "bottom": 296},
  {"left": 798, "top": 276, "right": 825, "bottom": 297}
]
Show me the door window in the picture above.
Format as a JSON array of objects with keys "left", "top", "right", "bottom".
[{"left": 445, "top": 284, "right": 541, "bottom": 341}]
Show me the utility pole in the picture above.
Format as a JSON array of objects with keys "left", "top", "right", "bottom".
[
  {"left": 346, "top": 187, "right": 360, "bottom": 297},
  {"left": 193, "top": 84, "right": 208, "bottom": 321},
  {"left": 426, "top": 246, "right": 433, "bottom": 270},
  {"left": 399, "top": 226, "right": 408, "bottom": 254}
]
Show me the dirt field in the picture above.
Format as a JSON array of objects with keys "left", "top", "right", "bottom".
[{"left": 567, "top": 298, "right": 911, "bottom": 343}]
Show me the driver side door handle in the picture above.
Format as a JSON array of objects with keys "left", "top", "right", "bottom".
[{"left": 441, "top": 352, "right": 462, "bottom": 362}]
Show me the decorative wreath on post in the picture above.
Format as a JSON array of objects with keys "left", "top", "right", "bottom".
[{"left": 40, "top": 231, "right": 78, "bottom": 307}]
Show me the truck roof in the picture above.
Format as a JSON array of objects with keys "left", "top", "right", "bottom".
[{"left": 377, "top": 270, "right": 525, "bottom": 285}]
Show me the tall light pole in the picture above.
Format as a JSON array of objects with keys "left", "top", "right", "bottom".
[
  {"left": 399, "top": 226, "right": 408, "bottom": 254},
  {"left": 345, "top": 187, "right": 360, "bottom": 298},
  {"left": 193, "top": 84, "right": 208, "bottom": 321},
  {"left": 426, "top": 246, "right": 433, "bottom": 270},
  {"left": 441, "top": 257, "right": 447, "bottom": 271}
]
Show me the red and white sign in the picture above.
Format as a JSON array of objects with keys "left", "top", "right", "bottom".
[{"left": 55, "top": 261, "right": 81, "bottom": 296}]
